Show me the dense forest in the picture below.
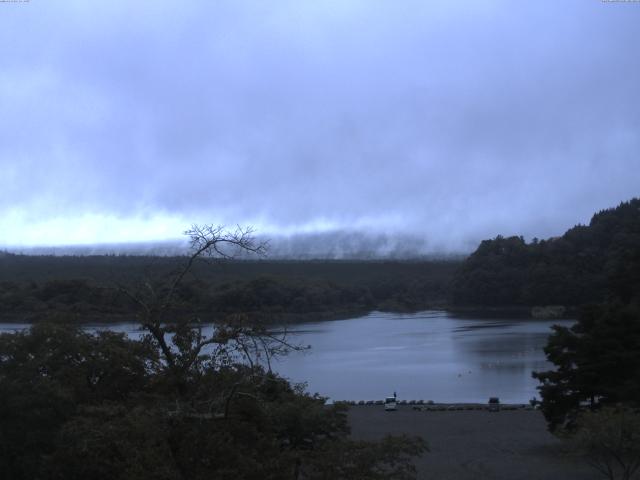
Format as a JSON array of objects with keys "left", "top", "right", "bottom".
[
  {"left": 525, "top": 201, "right": 640, "bottom": 460},
  {"left": 2, "top": 199, "right": 639, "bottom": 322},
  {"left": 0, "top": 256, "right": 458, "bottom": 323},
  {"left": 452, "top": 198, "right": 640, "bottom": 308}
]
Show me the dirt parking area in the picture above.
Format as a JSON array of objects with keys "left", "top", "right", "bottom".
[{"left": 348, "top": 406, "right": 601, "bottom": 480}]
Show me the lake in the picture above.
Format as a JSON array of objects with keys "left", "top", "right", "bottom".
[
  {"left": 0, "top": 310, "right": 573, "bottom": 404},
  {"left": 272, "top": 311, "right": 573, "bottom": 404}
]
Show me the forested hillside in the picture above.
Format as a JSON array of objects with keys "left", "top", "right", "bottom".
[
  {"left": 452, "top": 198, "right": 640, "bottom": 307},
  {"left": 0, "top": 257, "right": 458, "bottom": 322}
]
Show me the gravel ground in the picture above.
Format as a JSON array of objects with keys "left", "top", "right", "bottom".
[{"left": 348, "top": 406, "right": 601, "bottom": 480}]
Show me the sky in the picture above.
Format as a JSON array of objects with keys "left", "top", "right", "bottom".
[{"left": 0, "top": 0, "right": 639, "bottom": 253}]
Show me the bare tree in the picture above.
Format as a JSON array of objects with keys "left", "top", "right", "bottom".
[{"left": 117, "top": 225, "right": 302, "bottom": 387}]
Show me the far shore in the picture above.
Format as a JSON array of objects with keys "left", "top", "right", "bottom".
[{"left": 0, "top": 304, "right": 578, "bottom": 326}]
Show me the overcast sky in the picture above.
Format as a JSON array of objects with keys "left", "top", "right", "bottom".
[{"left": 1, "top": 0, "right": 639, "bottom": 252}]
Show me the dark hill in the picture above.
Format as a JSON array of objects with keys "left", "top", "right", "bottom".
[{"left": 452, "top": 198, "right": 640, "bottom": 307}]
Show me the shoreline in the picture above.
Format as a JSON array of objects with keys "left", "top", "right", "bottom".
[
  {"left": 338, "top": 401, "right": 535, "bottom": 411},
  {"left": 0, "top": 304, "right": 578, "bottom": 325}
]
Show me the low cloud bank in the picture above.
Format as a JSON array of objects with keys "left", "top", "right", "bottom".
[{"left": 5, "top": 231, "right": 473, "bottom": 259}]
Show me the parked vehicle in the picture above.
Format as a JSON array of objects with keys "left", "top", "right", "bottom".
[{"left": 384, "top": 396, "right": 397, "bottom": 411}]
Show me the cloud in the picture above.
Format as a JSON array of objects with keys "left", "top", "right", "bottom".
[{"left": 0, "top": 0, "right": 639, "bottom": 250}]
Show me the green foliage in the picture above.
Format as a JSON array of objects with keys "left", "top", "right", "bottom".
[
  {"left": 51, "top": 405, "right": 179, "bottom": 480},
  {"left": 568, "top": 406, "right": 640, "bottom": 480},
  {"left": 0, "top": 323, "right": 154, "bottom": 480},
  {"left": 533, "top": 304, "right": 640, "bottom": 431},
  {"left": 452, "top": 198, "right": 640, "bottom": 307},
  {"left": 0, "top": 323, "right": 427, "bottom": 480}
]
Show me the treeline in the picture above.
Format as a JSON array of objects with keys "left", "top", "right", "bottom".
[
  {"left": 0, "top": 258, "right": 458, "bottom": 322},
  {"left": 452, "top": 198, "right": 640, "bottom": 307},
  {"left": 528, "top": 201, "right": 640, "bottom": 440}
]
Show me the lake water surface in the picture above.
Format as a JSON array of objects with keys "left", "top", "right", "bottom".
[
  {"left": 0, "top": 310, "right": 573, "bottom": 404},
  {"left": 272, "top": 311, "right": 573, "bottom": 404}
]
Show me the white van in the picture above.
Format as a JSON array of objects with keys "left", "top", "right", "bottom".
[{"left": 384, "top": 396, "right": 397, "bottom": 411}]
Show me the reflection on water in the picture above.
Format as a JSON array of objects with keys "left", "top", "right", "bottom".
[
  {"left": 272, "top": 311, "right": 574, "bottom": 403},
  {"left": 0, "top": 311, "right": 573, "bottom": 404}
]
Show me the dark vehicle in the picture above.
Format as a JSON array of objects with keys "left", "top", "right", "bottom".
[{"left": 488, "top": 397, "right": 500, "bottom": 412}]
